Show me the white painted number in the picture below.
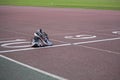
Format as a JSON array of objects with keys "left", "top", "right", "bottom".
[
  {"left": 112, "top": 31, "right": 120, "bottom": 34},
  {"left": 1, "top": 39, "right": 31, "bottom": 48},
  {"left": 64, "top": 34, "right": 96, "bottom": 39}
]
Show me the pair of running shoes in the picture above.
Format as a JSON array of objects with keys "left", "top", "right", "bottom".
[{"left": 32, "top": 29, "right": 53, "bottom": 47}]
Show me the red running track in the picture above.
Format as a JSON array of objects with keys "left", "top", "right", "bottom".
[{"left": 0, "top": 6, "right": 120, "bottom": 80}]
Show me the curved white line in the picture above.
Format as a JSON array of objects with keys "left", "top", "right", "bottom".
[
  {"left": 1, "top": 42, "right": 31, "bottom": 48},
  {"left": 0, "top": 39, "right": 26, "bottom": 43}
]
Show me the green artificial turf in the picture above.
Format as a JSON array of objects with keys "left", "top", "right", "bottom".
[{"left": 0, "top": 0, "right": 120, "bottom": 10}]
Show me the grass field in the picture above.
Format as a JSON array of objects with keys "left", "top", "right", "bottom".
[{"left": 0, "top": 0, "right": 120, "bottom": 10}]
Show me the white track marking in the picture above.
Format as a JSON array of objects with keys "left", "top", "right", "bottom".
[
  {"left": 78, "top": 45, "right": 120, "bottom": 55},
  {"left": 73, "top": 37, "right": 120, "bottom": 45},
  {"left": 0, "top": 37, "right": 25, "bottom": 41},
  {"left": 1, "top": 41, "right": 31, "bottom": 48},
  {"left": 64, "top": 34, "right": 96, "bottom": 39},
  {"left": 0, "top": 37, "right": 120, "bottom": 54},
  {"left": 0, "top": 39, "right": 26, "bottom": 43},
  {"left": 0, "top": 55, "right": 68, "bottom": 80},
  {"left": 112, "top": 31, "right": 120, "bottom": 34},
  {"left": 0, "top": 43, "right": 71, "bottom": 53},
  {"left": 44, "top": 43, "right": 71, "bottom": 48},
  {"left": 0, "top": 48, "right": 35, "bottom": 53}
]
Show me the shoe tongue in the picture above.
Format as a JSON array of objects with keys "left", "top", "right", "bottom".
[{"left": 40, "top": 29, "right": 42, "bottom": 33}]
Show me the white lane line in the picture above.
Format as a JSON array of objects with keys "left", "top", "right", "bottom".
[
  {"left": 78, "top": 45, "right": 120, "bottom": 55},
  {"left": 0, "top": 48, "right": 34, "bottom": 53},
  {"left": 0, "top": 37, "right": 120, "bottom": 54},
  {"left": 73, "top": 37, "right": 120, "bottom": 45},
  {"left": 0, "top": 55, "right": 68, "bottom": 80},
  {"left": 44, "top": 43, "right": 71, "bottom": 48},
  {"left": 0, "top": 43, "right": 71, "bottom": 53}
]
